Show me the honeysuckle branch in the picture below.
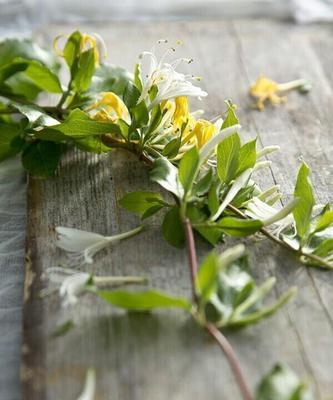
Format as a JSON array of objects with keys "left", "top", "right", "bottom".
[
  {"left": 205, "top": 323, "right": 253, "bottom": 400},
  {"left": 183, "top": 215, "right": 253, "bottom": 400},
  {"left": 183, "top": 218, "right": 198, "bottom": 303},
  {"left": 227, "top": 204, "right": 333, "bottom": 270}
]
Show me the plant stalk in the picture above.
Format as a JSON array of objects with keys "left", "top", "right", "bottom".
[
  {"left": 183, "top": 217, "right": 253, "bottom": 400},
  {"left": 183, "top": 218, "right": 199, "bottom": 303},
  {"left": 205, "top": 322, "right": 254, "bottom": 400}
]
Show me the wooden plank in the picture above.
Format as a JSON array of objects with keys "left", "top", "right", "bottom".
[{"left": 23, "top": 20, "right": 333, "bottom": 399}]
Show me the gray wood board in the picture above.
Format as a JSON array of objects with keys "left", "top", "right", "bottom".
[{"left": 23, "top": 20, "right": 333, "bottom": 399}]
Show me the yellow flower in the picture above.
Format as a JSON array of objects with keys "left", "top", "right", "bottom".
[
  {"left": 173, "top": 96, "right": 189, "bottom": 131},
  {"left": 250, "top": 75, "right": 310, "bottom": 111},
  {"left": 80, "top": 34, "right": 101, "bottom": 66},
  {"left": 250, "top": 76, "right": 286, "bottom": 111},
  {"left": 86, "top": 92, "right": 131, "bottom": 124},
  {"left": 191, "top": 119, "right": 216, "bottom": 149}
]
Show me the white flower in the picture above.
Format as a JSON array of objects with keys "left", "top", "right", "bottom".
[
  {"left": 44, "top": 267, "right": 90, "bottom": 306},
  {"left": 56, "top": 225, "right": 143, "bottom": 266},
  {"left": 245, "top": 197, "right": 296, "bottom": 236},
  {"left": 137, "top": 46, "right": 207, "bottom": 107},
  {"left": 77, "top": 368, "right": 96, "bottom": 400},
  {"left": 44, "top": 267, "right": 148, "bottom": 307}
]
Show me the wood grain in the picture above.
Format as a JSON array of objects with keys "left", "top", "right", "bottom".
[{"left": 23, "top": 20, "right": 333, "bottom": 399}]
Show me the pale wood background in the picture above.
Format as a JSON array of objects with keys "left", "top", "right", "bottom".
[{"left": 23, "top": 20, "right": 333, "bottom": 399}]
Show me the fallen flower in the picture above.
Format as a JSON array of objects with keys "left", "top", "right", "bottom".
[
  {"left": 250, "top": 75, "right": 311, "bottom": 110},
  {"left": 44, "top": 266, "right": 147, "bottom": 306},
  {"left": 56, "top": 225, "right": 143, "bottom": 265}
]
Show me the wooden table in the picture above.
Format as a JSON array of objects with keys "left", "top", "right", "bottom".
[{"left": 23, "top": 19, "right": 333, "bottom": 399}]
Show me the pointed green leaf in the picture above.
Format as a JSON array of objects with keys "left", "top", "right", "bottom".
[
  {"left": 0, "top": 123, "right": 22, "bottom": 162},
  {"left": 217, "top": 132, "right": 241, "bottom": 184},
  {"left": 72, "top": 48, "right": 96, "bottom": 92},
  {"left": 97, "top": 289, "right": 190, "bottom": 311},
  {"left": 216, "top": 217, "right": 263, "bottom": 237},
  {"left": 314, "top": 210, "right": 333, "bottom": 233},
  {"left": 150, "top": 158, "right": 184, "bottom": 198},
  {"left": 162, "top": 207, "right": 185, "bottom": 248},
  {"left": 119, "top": 191, "right": 165, "bottom": 218},
  {"left": 196, "top": 251, "right": 219, "bottom": 302},
  {"left": 123, "top": 81, "right": 141, "bottom": 108},
  {"left": 237, "top": 139, "right": 257, "bottom": 175},
  {"left": 221, "top": 100, "right": 239, "bottom": 129},
  {"left": 293, "top": 162, "right": 315, "bottom": 239},
  {"left": 24, "top": 60, "right": 62, "bottom": 93},
  {"left": 194, "top": 168, "right": 213, "bottom": 196},
  {"left": 21, "top": 140, "right": 62, "bottom": 177},
  {"left": 178, "top": 146, "right": 199, "bottom": 194},
  {"left": 41, "top": 109, "right": 120, "bottom": 138}
]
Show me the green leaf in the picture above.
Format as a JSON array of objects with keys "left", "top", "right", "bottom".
[
  {"left": 21, "top": 140, "right": 62, "bottom": 177},
  {"left": 293, "top": 162, "right": 315, "bottom": 239},
  {"left": 89, "top": 63, "right": 133, "bottom": 96},
  {"left": 256, "top": 363, "right": 313, "bottom": 400},
  {"left": 134, "top": 63, "right": 143, "bottom": 92},
  {"left": 75, "top": 136, "right": 112, "bottom": 154},
  {"left": 208, "top": 181, "right": 220, "bottom": 215},
  {"left": 119, "top": 191, "right": 165, "bottom": 219},
  {"left": 72, "top": 48, "right": 96, "bottom": 92},
  {"left": 194, "top": 168, "right": 213, "bottom": 196},
  {"left": 0, "top": 123, "right": 22, "bottom": 162},
  {"left": 41, "top": 109, "right": 121, "bottom": 138},
  {"left": 312, "top": 238, "right": 333, "bottom": 258},
  {"left": 162, "top": 138, "right": 181, "bottom": 158},
  {"left": 196, "top": 252, "right": 219, "bottom": 303},
  {"left": 62, "top": 31, "right": 82, "bottom": 68},
  {"left": 11, "top": 102, "right": 59, "bottom": 128},
  {"left": 217, "top": 132, "right": 241, "bottom": 184},
  {"left": 24, "top": 60, "right": 62, "bottom": 93},
  {"left": 97, "top": 289, "right": 190, "bottom": 311},
  {"left": 0, "top": 38, "right": 57, "bottom": 68},
  {"left": 313, "top": 210, "right": 333, "bottom": 233},
  {"left": 123, "top": 81, "right": 141, "bottom": 109},
  {"left": 237, "top": 139, "right": 257, "bottom": 175},
  {"left": 221, "top": 100, "right": 239, "bottom": 129},
  {"left": 195, "top": 225, "right": 223, "bottom": 245},
  {"left": 150, "top": 157, "right": 184, "bottom": 198},
  {"left": 187, "top": 204, "right": 223, "bottom": 245},
  {"left": 216, "top": 217, "right": 263, "bottom": 237},
  {"left": 162, "top": 207, "right": 185, "bottom": 248},
  {"left": 229, "top": 287, "right": 296, "bottom": 328},
  {"left": 50, "top": 320, "right": 75, "bottom": 339},
  {"left": 131, "top": 100, "right": 149, "bottom": 128},
  {"left": 0, "top": 38, "right": 58, "bottom": 100},
  {"left": 178, "top": 147, "right": 199, "bottom": 194}
]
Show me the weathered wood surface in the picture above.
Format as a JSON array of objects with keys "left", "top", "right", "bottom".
[{"left": 23, "top": 20, "right": 333, "bottom": 399}]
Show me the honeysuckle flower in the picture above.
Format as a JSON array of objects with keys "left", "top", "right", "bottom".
[
  {"left": 86, "top": 92, "right": 131, "bottom": 124},
  {"left": 44, "top": 267, "right": 90, "bottom": 306},
  {"left": 77, "top": 368, "right": 96, "bottom": 400},
  {"left": 250, "top": 75, "right": 310, "bottom": 111},
  {"left": 44, "top": 267, "right": 147, "bottom": 306},
  {"left": 137, "top": 45, "right": 207, "bottom": 107},
  {"left": 191, "top": 119, "right": 216, "bottom": 149},
  {"left": 172, "top": 96, "right": 193, "bottom": 132},
  {"left": 245, "top": 197, "right": 296, "bottom": 235},
  {"left": 56, "top": 225, "right": 143, "bottom": 265},
  {"left": 53, "top": 32, "right": 106, "bottom": 66}
]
